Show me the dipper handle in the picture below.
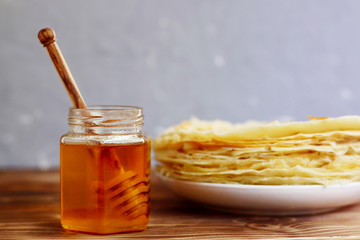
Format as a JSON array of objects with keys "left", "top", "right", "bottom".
[{"left": 38, "top": 28, "right": 87, "bottom": 109}]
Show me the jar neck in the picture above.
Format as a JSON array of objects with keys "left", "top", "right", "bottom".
[{"left": 68, "top": 105, "right": 144, "bottom": 135}]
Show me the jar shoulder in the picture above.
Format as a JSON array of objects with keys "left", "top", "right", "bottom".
[{"left": 60, "top": 132, "right": 150, "bottom": 145}]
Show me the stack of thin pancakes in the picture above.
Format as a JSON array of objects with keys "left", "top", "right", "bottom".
[{"left": 153, "top": 116, "right": 360, "bottom": 185}]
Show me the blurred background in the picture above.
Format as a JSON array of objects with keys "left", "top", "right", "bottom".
[{"left": 1, "top": 0, "right": 360, "bottom": 168}]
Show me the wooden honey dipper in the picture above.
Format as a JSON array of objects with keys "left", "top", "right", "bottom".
[{"left": 38, "top": 28, "right": 149, "bottom": 219}]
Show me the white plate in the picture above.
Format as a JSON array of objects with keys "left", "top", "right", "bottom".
[{"left": 156, "top": 173, "right": 360, "bottom": 215}]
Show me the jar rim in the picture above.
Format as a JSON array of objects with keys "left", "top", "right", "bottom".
[
  {"left": 69, "top": 105, "right": 143, "bottom": 111},
  {"left": 68, "top": 105, "right": 144, "bottom": 135}
]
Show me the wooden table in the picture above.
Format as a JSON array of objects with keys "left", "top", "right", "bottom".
[{"left": 1, "top": 171, "right": 360, "bottom": 240}]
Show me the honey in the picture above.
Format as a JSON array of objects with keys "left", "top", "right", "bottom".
[{"left": 60, "top": 106, "right": 151, "bottom": 234}]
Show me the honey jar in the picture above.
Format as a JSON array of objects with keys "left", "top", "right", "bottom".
[{"left": 60, "top": 106, "right": 151, "bottom": 234}]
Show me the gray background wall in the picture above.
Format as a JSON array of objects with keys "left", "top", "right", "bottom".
[{"left": 2, "top": 0, "right": 360, "bottom": 168}]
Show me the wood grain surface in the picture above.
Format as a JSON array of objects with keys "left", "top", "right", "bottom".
[{"left": 2, "top": 170, "right": 360, "bottom": 239}]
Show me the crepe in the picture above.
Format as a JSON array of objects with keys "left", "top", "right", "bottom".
[{"left": 153, "top": 116, "right": 360, "bottom": 185}]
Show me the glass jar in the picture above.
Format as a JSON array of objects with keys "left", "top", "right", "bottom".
[{"left": 60, "top": 106, "right": 151, "bottom": 234}]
